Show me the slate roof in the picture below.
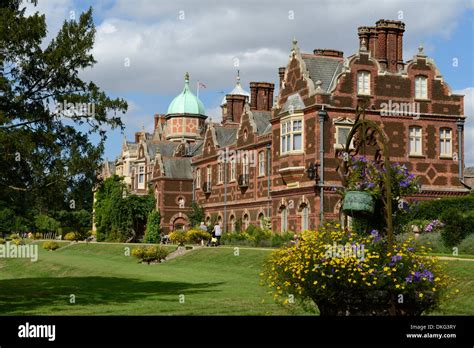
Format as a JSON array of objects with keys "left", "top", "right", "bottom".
[
  {"left": 186, "top": 141, "right": 203, "bottom": 156},
  {"left": 147, "top": 141, "right": 178, "bottom": 158},
  {"left": 280, "top": 93, "right": 305, "bottom": 114},
  {"left": 214, "top": 126, "right": 237, "bottom": 147},
  {"left": 163, "top": 157, "right": 193, "bottom": 179},
  {"left": 301, "top": 55, "right": 343, "bottom": 93},
  {"left": 252, "top": 111, "right": 272, "bottom": 135},
  {"left": 465, "top": 167, "right": 474, "bottom": 177}
]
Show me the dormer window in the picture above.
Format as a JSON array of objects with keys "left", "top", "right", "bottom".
[
  {"left": 357, "top": 71, "right": 370, "bottom": 95},
  {"left": 415, "top": 76, "right": 428, "bottom": 99}
]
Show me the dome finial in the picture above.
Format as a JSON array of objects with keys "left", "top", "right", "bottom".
[
  {"left": 236, "top": 69, "right": 240, "bottom": 85},
  {"left": 185, "top": 72, "right": 189, "bottom": 82}
]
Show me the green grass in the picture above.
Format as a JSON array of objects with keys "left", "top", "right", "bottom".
[
  {"left": 0, "top": 242, "right": 305, "bottom": 315},
  {"left": 0, "top": 242, "right": 472, "bottom": 315}
]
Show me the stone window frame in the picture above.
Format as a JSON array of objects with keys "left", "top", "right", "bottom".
[
  {"left": 439, "top": 127, "right": 453, "bottom": 159},
  {"left": 414, "top": 75, "right": 428, "bottom": 100},
  {"left": 280, "top": 205, "right": 288, "bottom": 232},
  {"left": 196, "top": 167, "right": 201, "bottom": 189},
  {"left": 217, "top": 162, "right": 224, "bottom": 184},
  {"left": 258, "top": 151, "right": 265, "bottom": 177},
  {"left": 409, "top": 126, "right": 423, "bottom": 156},
  {"left": 357, "top": 70, "right": 371, "bottom": 96},
  {"left": 333, "top": 117, "right": 355, "bottom": 150},
  {"left": 230, "top": 158, "right": 237, "bottom": 182},
  {"left": 280, "top": 112, "right": 304, "bottom": 155}
]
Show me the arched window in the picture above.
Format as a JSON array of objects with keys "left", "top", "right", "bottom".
[
  {"left": 258, "top": 212, "right": 265, "bottom": 228},
  {"left": 243, "top": 214, "right": 250, "bottom": 230},
  {"left": 258, "top": 151, "right": 265, "bottom": 177},
  {"left": 230, "top": 215, "right": 236, "bottom": 233},
  {"left": 301, "top": 204, "right": 309, "bottom": 231},
  {"left": 281, "top": 206, "right": 288, "bottom": 232}
]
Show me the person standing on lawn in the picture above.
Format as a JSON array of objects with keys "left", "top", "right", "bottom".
[
  {"left": 213, "top": 222, "right": 222, "bottom": 246},
  {"left": 199, "top": 221, "right": 207, "bottom": 232}
]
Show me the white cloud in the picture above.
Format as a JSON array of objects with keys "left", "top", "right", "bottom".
[{"left": 74, "top": 0, "right": 472, "bottom": 97}]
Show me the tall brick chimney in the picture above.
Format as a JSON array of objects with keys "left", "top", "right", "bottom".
[
  {"left": 278, "top": 67, "right": 286, "bottom": 91},
  {"left": 225, "top": 94, "right": 247, "bottom": 124},
  {"left": 249, "top": 82, "right": 274, "bottom": 111},
  {"left": 358, "top": 19, "right": 405, "bottom": 72}
]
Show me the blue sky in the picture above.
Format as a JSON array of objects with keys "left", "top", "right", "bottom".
[{"left": 27, "top": 0, "right": 474, "bottom": 165}]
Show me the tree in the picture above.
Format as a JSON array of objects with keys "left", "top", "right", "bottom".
[
  {"left": 0, "top": 1, "right": 127, "bottom": 227},
  {"left": 34, "top": 214, "right": 60, "bottom": 233},
  {"left": 144, "top": 210, "right": 162, "bottom": 244},
  {"left": 188, "top": 202, "right": 204, "bottom": 228},
  {"left": 93, "top": 176, "right": 155, "bottom": 242}
]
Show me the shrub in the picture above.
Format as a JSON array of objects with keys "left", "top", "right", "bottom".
[
  {"left": 10, "top": 233, "right": 20, "bottom": 240},
  {"left": 397, "top": 232, "right": 451, "bottom": 254},
  {"left": 144, "top": 210, "right": 162, "bottom": 244},
  {"left": 42, "top": 241, "right": 60, "bottom": 251},
  {"left": 0, "top": 238, "right": 5, "bottom": 244},
  {"left": 169, "top": 230, "right": 187, "bottom": 246},
  {"left": 12, "top": 238, "right": 24, "bottom": 246},
  {"left": 186, "top": 229, "right": 211, "bottom": 244},
  {"left": 132, "top": 245, "right": 170, "bottom": 264},
  {"left": 262, "top": 222, "right": 455, "bottom": 316},
  {"left": 458, "top": 234, "right": 474, "bottom": 255},
  {"left": 34, "top": 232, "right": 43, "bottom": 240},
  {"left": 440, "top": 209, "right": 474, "bottom": 247},
  {"left": 64, "top": 232, "right": 76, "bottom": 241}
]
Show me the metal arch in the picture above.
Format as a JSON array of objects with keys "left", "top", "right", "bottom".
[{"left": 337, "top": 100, "right": 394, "bottom": 247}]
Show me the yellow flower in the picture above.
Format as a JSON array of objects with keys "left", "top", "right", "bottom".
[
  {"left": 419, "top": 293, "right": 424, "bottom": 298},
  {"left": 313, "top": 280, "right": 318, "bottom": 285},
  {"left": 395, "top": 284, "right": 400, "bottom": 289}
]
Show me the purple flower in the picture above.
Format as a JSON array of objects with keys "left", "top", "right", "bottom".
[{"left": 391, "top": 255, "right": 402, "bottom": 263}]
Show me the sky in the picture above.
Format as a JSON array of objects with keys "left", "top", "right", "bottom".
[{"left": 25, "top": 0, "right": 474, "bottom": 165}]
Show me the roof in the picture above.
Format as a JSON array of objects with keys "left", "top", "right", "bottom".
[
  {"left": 162, "top": 157, "right": 193, "bottom": 179},
  {"left": 220, "top": 76, "right": 250, "bottom": 106},
  {"left": 280, "top": 93, "right": 305, "bottom": 114},
  {"left": 465, "top": 167, "right": 474, "bottom": 177},
  {"left": 301, "top": 55, "right": 343, "bottom": 93},
  {"left": 214, "top": 126, "right": 237, "bottom": 147},
  {"left": 167, "top": 73, "right": 206, "bottom": 115},
  {"left": 252, "top": 111, "right": 272, "bottom": 135},
  {"left": 147, "top": 142, "right": 178, "bottom": 158},
  {"left": 107, "top": 161, "right": 116, "bottom": 175},
  {"left": 186, "top": 141, "right": 203, "bottom": 156}
]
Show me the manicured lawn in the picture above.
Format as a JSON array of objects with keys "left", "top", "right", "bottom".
[{"left": 0, "top": 242, "right": 472, "bottom": 315}]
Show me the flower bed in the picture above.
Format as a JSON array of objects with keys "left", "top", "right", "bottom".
[{"left": 261, "top": 222, "right": 456, "bottom": 316}]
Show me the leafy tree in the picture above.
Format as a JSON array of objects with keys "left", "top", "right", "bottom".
[
  {"left": 144, "top": 210, "right": 162, "bottom": 244},
  {"left": 0, "top": 1, "right": 127, "bottom": 228},
  {"left": 34, "top": 214, "right": 60, "bottom": 233},
  {"left": 94, "top": 176, "right": 155, "bottom": 242},
  {"left": 188, "top": 202, "right": 204, "bottom": 228}
]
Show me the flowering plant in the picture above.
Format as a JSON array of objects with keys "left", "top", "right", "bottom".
[
  {"left": 345, "top": 156, "right": 420, "bottom": 200},
  {"left": 261, "top": 222, "right": 456, "bottom": 315},
  {"left": 423, "top": 219, "right": 444, "bottom": 233}
]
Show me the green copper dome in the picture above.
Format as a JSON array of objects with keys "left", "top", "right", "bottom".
[{"left": 167, "top": 72, "right": 206, "bottom": 115}]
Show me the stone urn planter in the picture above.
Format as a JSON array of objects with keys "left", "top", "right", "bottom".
[{"left": 343, "top": 191, "right": 375, "bottom": 217}]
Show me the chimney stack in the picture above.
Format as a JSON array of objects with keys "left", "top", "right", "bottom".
[
  {"left": 225, "top": 94, "right": 247, "bottom": 124},
  {"left": 278, "top": 67, "right": 286, "bottom": 91},
  {"left": 249, "top": 82, "right": 275, "bottom": 111},
  {"left": 358, "top": 19, "right": 405, "bottom": 72}
]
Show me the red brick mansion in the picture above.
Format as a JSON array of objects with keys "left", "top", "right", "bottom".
[{"left": 101, "top": 19, "right": 469, "bottom": 233}]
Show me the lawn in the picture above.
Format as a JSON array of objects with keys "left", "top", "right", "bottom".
[{"left": 0, "top": 242, "right": 472, "bottom": 315}]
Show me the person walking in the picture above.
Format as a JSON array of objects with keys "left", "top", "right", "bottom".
[
  {"left": 213, "top": 222, "right": 222, "bottom": 246},
  {"left": 199, "top": 221, "right": 207, "bottom": 232}
]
